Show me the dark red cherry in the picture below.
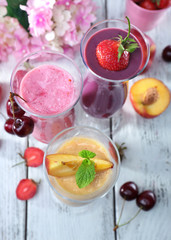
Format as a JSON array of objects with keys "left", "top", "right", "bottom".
[
  {"left": 162, "top": 45, "right": 171, "bottom": 62},
  {"left": 120, "top": 181, "right": 139, "bottom": 200},
  {"left": 13, "top": 116, "right": 34, "bottom": 137},
  {"left": 136, "top": 190, "right": 156, "bottom": 211},
  {"left": 6, "top": 98, "right": 25, "bottom": 118},
  {"left": 4, "top": 118, "right": 15, "bottom": 134}
]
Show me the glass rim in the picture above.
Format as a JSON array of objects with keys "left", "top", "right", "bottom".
[
  {"left": 43, "top": 125, "right": 121, "bottom": 204},
  {"left": 80, "top": 18, "right": 150, "bottom": 83},
  {"left": 10, "top": 49, "right": 83, "bottom": 119}
]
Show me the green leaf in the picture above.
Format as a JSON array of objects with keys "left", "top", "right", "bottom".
[
  {"left": 75, "top": 160, "right": 95, "bottom": 188},
  {"left": 126, "top": 43, "right": 139, "bottom": 53},
  {"left": 127, "top": 38, "right": 136, "bottom": 43},
  {"left": 79, "top": 150, "right": 96, "bottom": 159},
  {"left": 118, "top": 44, "right": 124, "bottom": 61},
  {"left": 6, "top": 0, "right": 29, "bottom": 31}
]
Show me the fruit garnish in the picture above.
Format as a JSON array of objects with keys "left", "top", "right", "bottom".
[
  {"left": 13, "top": 147, "right": 44, "bottom": 167},
  {"left": 114, "top": 181, "right": 156, "bottom": 231},
  {"left": 154, "top": 0, "right": 169, "bottom": 9},
  {"left": 130, "top": 78, "right": 171, "bottom": 118},
  {"left": 46, "top": 152, "right": 113, "bottom": 178},
  {"left": 16, "top": 179, "right": 38, "bottom": 200},
  {"left": 162, "top": 45, "right": 171, "bottom": 62},
  {"left": 140, "top": 0, "right": 157, "bottom": 10},
  {"left": 96, "top": 16, "right": 139, "bottom": 71},
  {"left": 12, "top": 116, "right": 34, "bottom": 137}
]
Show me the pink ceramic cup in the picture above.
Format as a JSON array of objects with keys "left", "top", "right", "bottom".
[{"left": 125, "top": 0, "right": 170, "bottom": 32}]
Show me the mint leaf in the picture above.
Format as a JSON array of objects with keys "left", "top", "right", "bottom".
[
  {"left": 79, "top": 150, "right": 96, "bottom": 159},
  {"left": 76, "top": 160, "right": 95, "bottom": 188}
]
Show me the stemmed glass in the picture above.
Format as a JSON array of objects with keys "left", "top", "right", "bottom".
[{"left": 80, "top": 19, "right": 150, "bottom": 127}]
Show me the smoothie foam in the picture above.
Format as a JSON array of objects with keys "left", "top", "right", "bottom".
[{"left": 20, "top": 65, "right": 74, "bottom": 115}]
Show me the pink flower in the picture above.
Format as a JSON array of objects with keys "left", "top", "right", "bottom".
[
  {"left": 27, "top": 7, "right": 53, "bottom": 37},
  {"left": 25, "top": 0, "right": 55, "bottom": 9}
]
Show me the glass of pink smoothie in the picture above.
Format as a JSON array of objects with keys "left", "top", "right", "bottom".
[
  {"left": 10, "top": 50, "right": 82, "bottom": 143},
  {"left": 80, "top": 19, "right": 150, "bottom": 119}
]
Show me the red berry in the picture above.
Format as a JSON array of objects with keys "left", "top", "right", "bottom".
[
  {"left": 140, "top": 0, "right": 157, "bottom": 10},
  {"left": 120, "top": 181, "right": 139, "bottom": 200},
  {"left": 136, "top": 190, "right": 156, "bottom": 211},
  {"left": 24, "top": 147, "right": 44, "bottom": 167},
  {"left": 13, "top": 116, "right": 34, "bottom": 137},
  {"left": 16, "top": 179, "right": 37, "bottom": 200},
  {"left": 6, "top": 98, "right": 25, "bottom": 118},
  {"left": 96, "top": 39, "right": 130, "bottom": 71},
  {"left": 4, "top": 118, "right": 15, "bottom": 134},
  {"left": 156, "top": 0, "right": 169, "bottom": 8},
  {"left": 162, "top": 45, "right": 171, "bottom": 62}
]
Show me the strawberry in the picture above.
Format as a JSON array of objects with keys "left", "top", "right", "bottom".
[
  {"left": 140, "top": 0, "right": 157, "bottom": 10},
  {"left": 155, "top": 0, "right": 169, "bottom": 8},
  {"left": 96, "top": 17, "right": 139, "bottom": 71},
  {"left": 24, "top": 147, "right": 44, "bottom": 167},
  {"left": 16, "top": 179, "right": 37, "bottom": 200}
]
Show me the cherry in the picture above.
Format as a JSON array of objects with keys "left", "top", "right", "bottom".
[
  {"left": 136, "top": 190, "right": 156, "bottom": 211},
  {"left": 6, "top": 98, "right": 25, "bottom": 118},
  {"left": 13, "top": 116, "right": 34, "bottom": 137},
  {"left": 120, "top": 181, "right": 139, "bottom": 200},
  {"left": 162, "top": 45, "right": 171, "bottom": 62},
  {"left": 4, "top": 118, "right": 15, "bottom": 134}
]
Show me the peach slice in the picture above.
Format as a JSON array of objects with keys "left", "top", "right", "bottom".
[
  {"left": 46, "top": 154, "right": 113, "bottom": 177},
  {"left": 130, "top": 78, "right": 171, "bottom": 118}
]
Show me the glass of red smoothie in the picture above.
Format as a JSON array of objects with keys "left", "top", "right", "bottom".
[
  {"left": 80, "top": 19, "right": 150, "bottom": 119},
  {"left": 43, "top": 126, "right": 120, "bottom": 207},
  {"left": 10, "top": 50, "right": 83, "bottom": 143}
]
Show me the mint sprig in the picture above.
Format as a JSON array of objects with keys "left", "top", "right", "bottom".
[
  {"left": 76, "top": 150, "right": 96, "bottom": 188},
  {"left": 117, "top": 16, "right": 139, "bottom": 61}
]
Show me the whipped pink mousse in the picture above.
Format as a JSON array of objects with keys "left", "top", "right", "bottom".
[{"left": 20, "top": 64, "right": 74, "bottom": 116}]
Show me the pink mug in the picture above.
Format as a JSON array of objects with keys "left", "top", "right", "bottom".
[{"left": 125, "top": 0, "right": 171, "bottom": 32}]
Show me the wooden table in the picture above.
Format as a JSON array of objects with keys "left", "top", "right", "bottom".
[{"left": 0, "top": 1, "right": 171, "bottom": 239}]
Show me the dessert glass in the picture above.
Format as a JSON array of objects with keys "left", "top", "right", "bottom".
[
  {"left": 125, "top": 0, "right": 170, "bottom": 32},
  {"left": 80, "top": 19, "right": 150, "bottom": 120},
  {"left": 10, "top": 50, "right": 83, "bottom": 143},
  {"left": 43, "top": 126, "right": 120, "bottom": 207}
]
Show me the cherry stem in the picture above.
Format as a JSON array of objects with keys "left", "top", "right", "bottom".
[
  {"left": 114, "top": 207, "right": 142, "bottom": 231},
  {"left": 117, "top": 198, "right": 126, "bottom": 226},
  {"left": 10, "top": 92, "right": 26, "bottom": 103},
  {"left": 9, "top": 92, "right": 16, "bottom": 121}
]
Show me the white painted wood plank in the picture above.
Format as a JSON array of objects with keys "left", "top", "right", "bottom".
[
  {"left": 0, "top": 58, "right": 27, "bottom": 240},
  {"left": 108, "top": 1, "right": 171, "bottom": 240}
]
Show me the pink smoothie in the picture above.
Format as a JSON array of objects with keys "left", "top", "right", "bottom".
[{"left": 20, "top": 65, "right": 74, "bottom": 115}]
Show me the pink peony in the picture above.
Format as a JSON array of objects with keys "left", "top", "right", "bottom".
[{"left": 26, "top": 7, "right": 53, "bottom": 37}]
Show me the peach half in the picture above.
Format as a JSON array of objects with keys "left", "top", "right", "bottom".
[{"left": 130, "top": 78, "right": 171, "bottom": 118}]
